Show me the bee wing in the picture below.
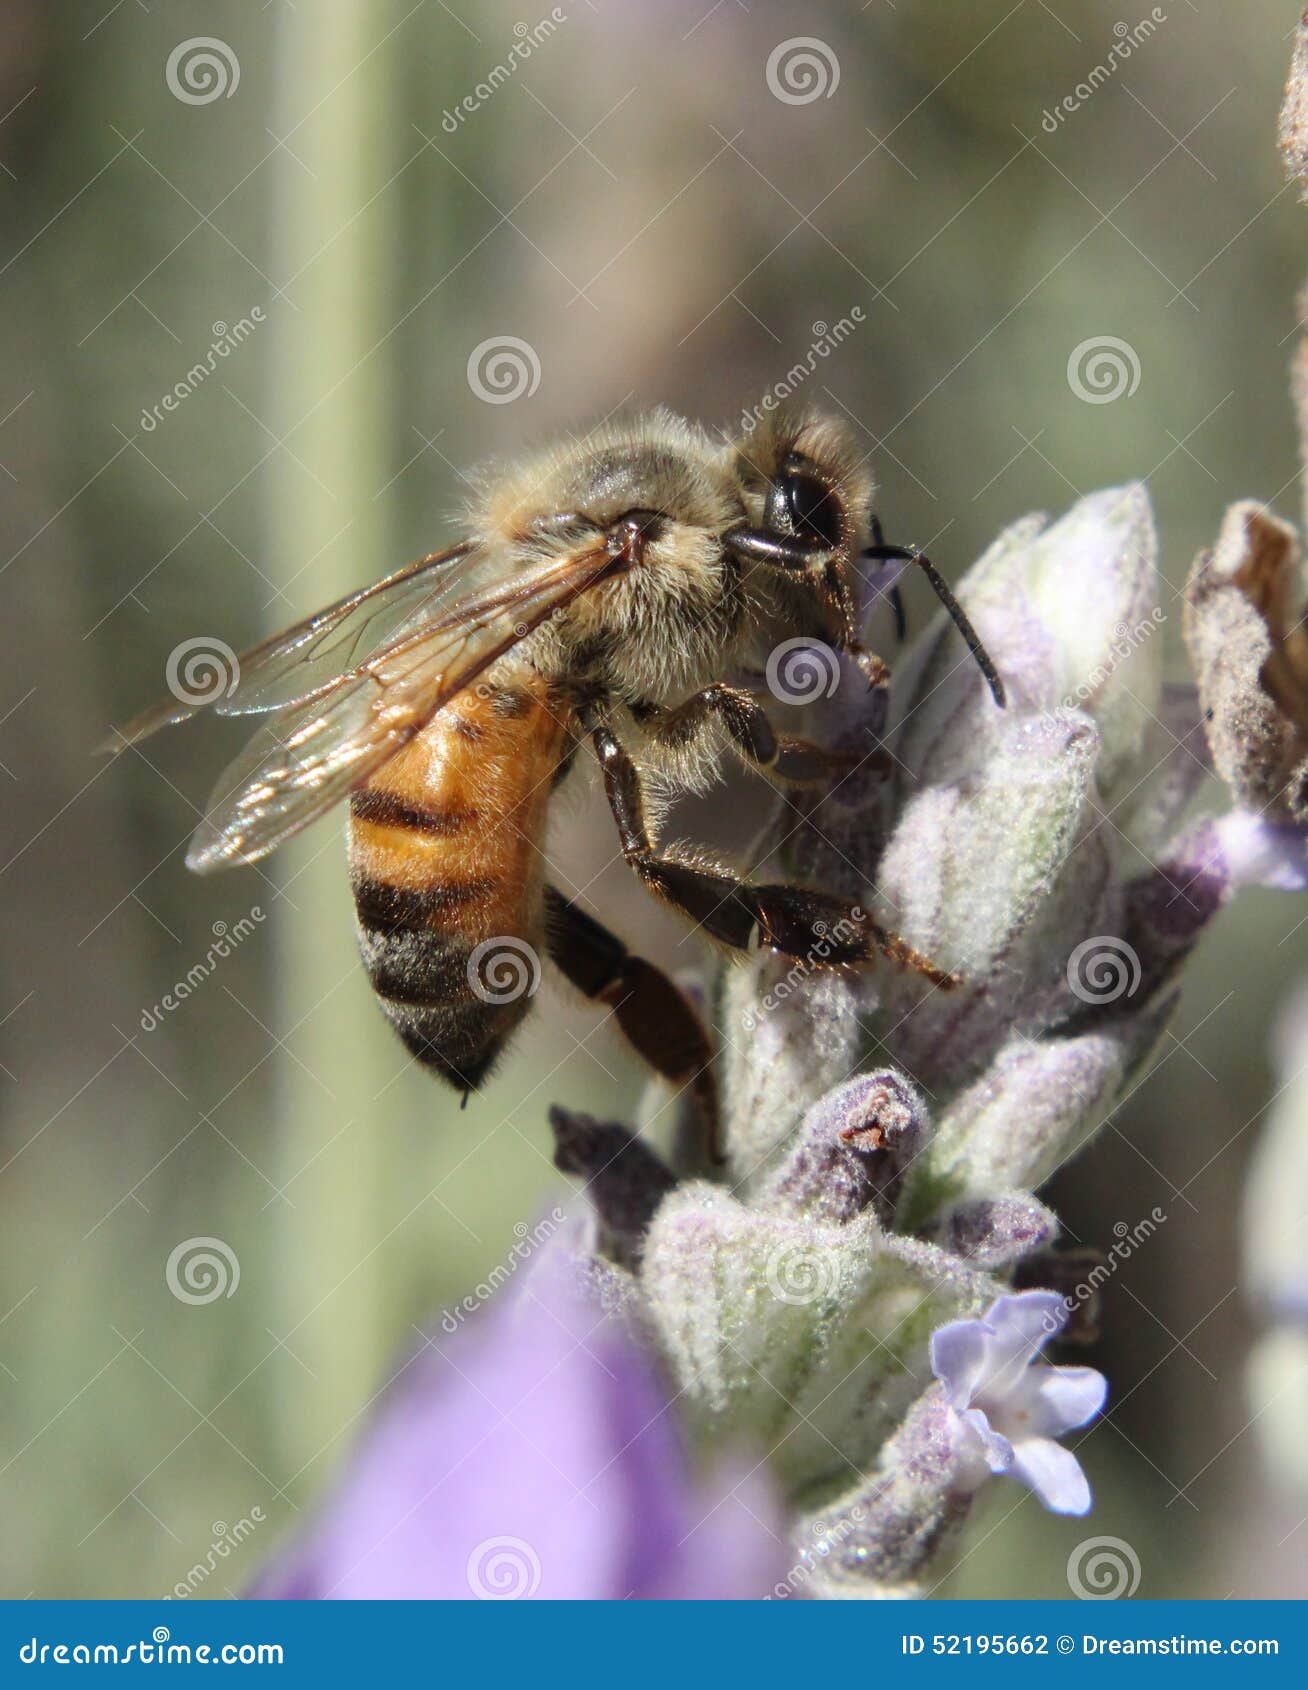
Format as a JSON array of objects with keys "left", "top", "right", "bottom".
[
  {"left": 102, "top": 541, "right": 480, "bottom": 751},
  {"left": 183, "top": 539, "right": 617, "bottom": 873}
]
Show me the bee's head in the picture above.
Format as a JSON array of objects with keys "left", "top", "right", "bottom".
[
  {"left": 725, "top": 407, "right": 876, "bottom": 644},
  {"left": 733, "top": 409, "right": 874, "bottom": 545},
  {"left": 727, "top": 405, "right": 1006, "bottom": 708}
]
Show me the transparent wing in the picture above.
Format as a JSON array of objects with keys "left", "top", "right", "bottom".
[
  {"left": 102, "top": 540, "right": 478, "bottom": 750},
  {"left": 183, "top": 540, "right": 617, "bottom": 873},
  {"left": 216, "top": 540, "right": 481, "bottom": 717}
]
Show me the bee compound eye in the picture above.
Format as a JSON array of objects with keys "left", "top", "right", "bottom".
[{"left": 766, "top": 471, "right": 842, "bottom": 548}]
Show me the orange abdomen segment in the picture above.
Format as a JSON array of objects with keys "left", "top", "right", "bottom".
[{"left": 347, "top": 673, "right": 570, "bottom": 1091}]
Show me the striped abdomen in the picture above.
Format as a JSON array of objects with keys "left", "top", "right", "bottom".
[{"left": 348, "top": 672, "right": 570, "bottom": 1091}]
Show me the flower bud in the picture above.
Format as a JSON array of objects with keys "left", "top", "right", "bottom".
[
  {"left": 756, "top": 1071, "right": 929, "bottom": 1225},
  {"left": 941, "top": 1193, "right": 1057, "bottom": 1269},
  {"left": 1185, "top": 501, "right": 1308, "bottom": 823}
]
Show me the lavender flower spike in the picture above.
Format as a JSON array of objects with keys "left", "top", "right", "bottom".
[
  {"left": 930, "top": 1291, "right": 1106, "bottom": 1516},
  {"left": 543, "top": 469, "right": 1308, "bottom": 1597}
]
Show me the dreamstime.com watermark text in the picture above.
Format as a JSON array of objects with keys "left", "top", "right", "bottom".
[
  {"left": 441, "top": 1208, "right": 566, "bottom": 1332},
  {"left": 1042, "top": 1208, "right": 1168, "bottom": 1332},
  {"left": 768, "top": 1505, "right": 869, "bottom": 1598},
  {"left": 1045, "top": 606, "right": 1165, "bottom": 724},
  {"left": 18, "top": 1627, "right": 282, "bottom": 1666},
  {"left": 164, "top": 1509, "right": 267, "bottom": 1599},
  {"left": 741, "top": 910, "right": 866, "bottom": 1030},
  {"left": 1039, "top": 11, "right": 1168, "bottom": 133},
  {"left": 139, "top": 309, "right": 266, "bottom": 432},
  {"left": 739, "top": 310, "right": 865, "bottom": 433},
  {"left": 141, "top": 909, "right": 266, "bottom": 1032},
  {"left": 440, "top": 11, "right": 568, "bottom": 132}
]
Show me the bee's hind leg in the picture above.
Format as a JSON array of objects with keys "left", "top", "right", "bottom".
[
  {"left": 593, "top": 725, "right": 956, "bottom": 990},
  {"left": 544, "top": 885, "right": 723, "bottom": 1162}
]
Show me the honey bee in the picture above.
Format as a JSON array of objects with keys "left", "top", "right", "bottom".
[{"left": 108, "top": 405, "right": 1003, "bottom": 1143}]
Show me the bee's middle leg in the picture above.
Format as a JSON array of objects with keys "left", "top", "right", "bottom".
[
  {"left": 592, "top": 726, "right": 956, "bottom": 989},
  {"left": 543, "top": 885, "right": 723, "bottom": 1159},
  {"left": 634, "top": 682, "right": 888, "bottom": 784}
]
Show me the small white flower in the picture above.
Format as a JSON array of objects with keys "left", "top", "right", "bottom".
[{"left": 930, "top": 1291, "right": 1106, "bottom": 1515}]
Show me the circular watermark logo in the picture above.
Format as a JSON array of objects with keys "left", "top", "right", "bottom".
[
  {"left": 764, "top": 1240, "right": 840, "bottom": 1305},
  {"left": 466, "top": 1535, "right": 542, "bottom": 1599},
  {"left": 466, "top": 336, "right": 541, "bottom": 404},
  {"left": 166, "top": 38, "right": 240, "bottom": 105},
  {"left": 1067, "top": 336, "right": 1140, "bottom": 404},
  {"left": 467, "top": 937, "right": 541, "bottom": 1005},
  {"left": 165, "top": 1237, "right": 240, "bottom": 1305},
  {"left": 765, "top": 637, "right": 840, "bottom": 705},
  {"left": 166, "top": 637, "right": 240, "bottom": 707},
  {"left": 766, "top": 38, "right": 840, "bottom": 105},
  {"left": 1066, "top": 1535, "right": 1141, "bottom": 1599},
  {"left": 1066, "top": 935, "right": 1142, "bottom": 1005}
]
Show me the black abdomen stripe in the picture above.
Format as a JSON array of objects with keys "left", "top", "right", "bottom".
[
  {"left": 352, "top": 874, "right": 526, "bottom": 1091},
  {"left": 349, "top": 789, "right": 475, "bottom": 836},
  {"left": 352, "top": 873, "right": 494, "bottom": 933}
]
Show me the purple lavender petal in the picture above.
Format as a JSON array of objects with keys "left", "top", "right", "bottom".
[
  {"left": 639, "top": 1457, "right": 791, "bottom": 1601},
  {"left": 976, "top": 1292, "right": 1066, "bottom": 1392},
  {"left": 549, "top": 1106, "right": 677, "bottom": 1268},
  {"left": 1009, "top": 1436, "right": 1093, "bottom": 1516},
  {"left": 929, "top": 1318, "right": 994, "bottom": 1409},
  {"left": 960, "top": 1406, "right": 1016, "bottom": 1476},
  {"left": 1026, "top": 1366, "right": 1108, "bottom": 1437},
  {"left": 1127, "top": 816, "right": 1230, "bottom": 948},
  {"left": 248, "top": 1249, "right": 785, "bottom": 1600},
  {"left": 928, "top": 1297, "right": 1105, "bottom": 1522}
]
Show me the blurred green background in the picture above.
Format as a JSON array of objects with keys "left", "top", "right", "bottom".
[{"left": 1, "top": 0, "right": 1305, "bottom": 1599}]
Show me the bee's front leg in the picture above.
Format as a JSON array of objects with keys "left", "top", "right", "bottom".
[
  {"left": 845, "top": 642, "right": 892, "bottom": 691},
  {"left": 592, "top": 726, "right": 955, "bottom": 989},
  {"left": 632, "top": 682, "right": 875, "bottom": 785}
]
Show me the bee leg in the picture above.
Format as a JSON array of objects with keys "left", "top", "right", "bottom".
[
  {"left": 744, "top": 885, "right": 958, "bottom": 988},
  {"left": 633, "top": 683, "right": 881, "bottom": 785},
  {"left": 593, "top": 726, "right": 956, "bottom": 989},
  {"left": 845, "top": 643, "right": 893, "bottom": 692},
  {"left": 544, "top": 886, "right": 723, "bottom": 1162}
]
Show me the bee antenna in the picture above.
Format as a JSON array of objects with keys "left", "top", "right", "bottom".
[{"left": 859, "top": 540, "right": 1006, "bottom": 708}]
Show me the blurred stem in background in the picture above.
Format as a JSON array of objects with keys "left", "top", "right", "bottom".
[{"left": 266, "top": 5, "right": 400, "bottom": 1461}]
